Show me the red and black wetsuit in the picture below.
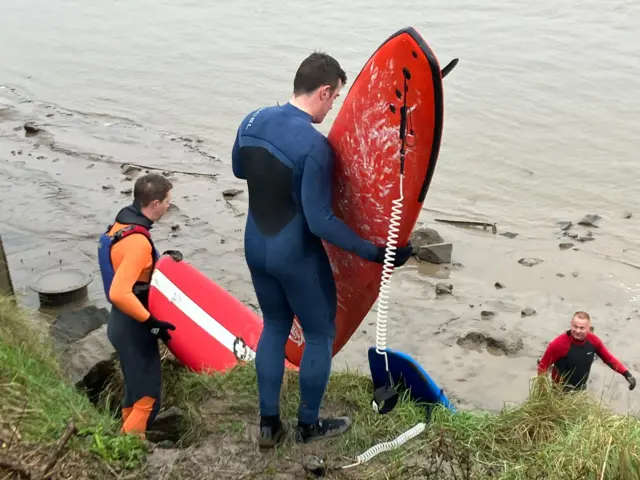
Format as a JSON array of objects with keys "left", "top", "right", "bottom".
[{"left": 537, "top": 330, "right": 629, "bottom": 390}]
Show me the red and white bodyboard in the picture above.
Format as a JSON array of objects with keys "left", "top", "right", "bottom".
[{"left": 149, "top": 256, "right": 296, "bottom": 373}]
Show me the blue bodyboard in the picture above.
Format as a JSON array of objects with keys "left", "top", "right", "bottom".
[{"left": 368, "top": 346, "right": 455, "bottom": 414}]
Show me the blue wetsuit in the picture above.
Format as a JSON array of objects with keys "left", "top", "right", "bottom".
[{"left": 232, "top": 102, "right": 384, "bottom": 424}]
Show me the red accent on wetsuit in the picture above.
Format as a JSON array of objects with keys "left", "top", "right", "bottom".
[{"left": 537, "top": 330, "right": 628, "bottom": 389}]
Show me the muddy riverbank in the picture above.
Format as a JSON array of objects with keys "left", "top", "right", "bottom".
[{"left": 2, "top": 84, "right": 640, "bottom": 416}]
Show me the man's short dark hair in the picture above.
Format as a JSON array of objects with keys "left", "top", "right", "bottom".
[
  {"left": 293, "top": 52, "right": 347, "bottom": 96},
  {"left": 133, "top": 173, "right": 173, "bottom": 207}
]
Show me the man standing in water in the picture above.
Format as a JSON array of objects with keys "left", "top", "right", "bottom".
[
  {"left": 98, "top": 173, "right": 182, "bottom": 439},
  {"left": 231, "top": 52, "right": 413, "bottom": 448},
  {"left": 537, "top": 311, "right": 636, "bottom": 392}
]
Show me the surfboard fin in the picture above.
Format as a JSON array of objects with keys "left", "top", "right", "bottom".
[
  {"left": 441, "top": 58, "right": 459, "bottom": 79},
  {"left": 372, "top": 384, "right": 400, "bottom": 415}
]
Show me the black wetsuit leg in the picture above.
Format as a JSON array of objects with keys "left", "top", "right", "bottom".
[{"left": 107, "top": 305, "right": 162, "bottom": 430}]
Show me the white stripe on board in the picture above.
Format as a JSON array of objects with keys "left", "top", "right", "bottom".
[{"left": 150, "top": 269, "right": 256, "bottom": 362}]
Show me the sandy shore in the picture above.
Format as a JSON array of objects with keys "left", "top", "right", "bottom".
[{"left": 2, "top": 84, "right": 640, "bottom": 416}]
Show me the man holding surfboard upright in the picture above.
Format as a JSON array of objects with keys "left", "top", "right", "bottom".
[
  {"left": 232, "top": 52, "right": 413, "bottom": 448},
  {"left": 98, "top": 173, "right": 182, "bottom": 440}
]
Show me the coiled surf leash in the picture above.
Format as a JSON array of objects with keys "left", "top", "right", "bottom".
[
  {"left": 371, "top": 65, "right": 412, "bottom": 416},
  {"left": 303, "top": 422, "right": 427, "bottom": 476}
]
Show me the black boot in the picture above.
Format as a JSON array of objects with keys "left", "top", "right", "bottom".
[
  {"left": 258, "top": 415, "right": 286, "bottom": 449},
  {"left": 295, "top": 416, "right": 352, "bottom": 444}
]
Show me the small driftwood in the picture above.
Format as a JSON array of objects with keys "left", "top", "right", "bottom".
[{"left": 435, "top": 218, "right": 497, "bottom": 234}]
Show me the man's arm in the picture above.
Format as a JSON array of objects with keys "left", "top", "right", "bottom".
[
  {"left": 300, "top": 147, "right": 379, "bottom": 262},
  {"left": 537, "top": 336, "right": 564, "bottom": 375},
  {"left": 591, "top": 335, "right": 628, "bottom": 375},
  {"left": 109, "top": 235, "right": 153, "bottom": 322},
  {"left": 231, "top": 128, "right": 245, "bottom": 180}
]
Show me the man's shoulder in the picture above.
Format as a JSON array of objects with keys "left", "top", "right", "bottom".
[
  {"left": 110, "top": 222, "right": 152, "bottom": 253},
  {"left": 549, "top": 330, "right": 571, "bottom": 346},
  {"left": 305, "top": 131, "right": 333, "bottom": 159},
  {"left": 585, "top": 332, "right": 603, "bottom": 345},
  {"left": 240, "top": 105, "right": 271, "bottom": 121},
  {"left": 237, "top": 105, "right": 280, "bottom": 131}
]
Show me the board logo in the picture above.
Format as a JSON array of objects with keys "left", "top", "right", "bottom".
[
  {"left": 288, "top": 320, "right": 305, "bottom": 346},
  {"left": 233, "top": 336, "right": 255, "bottom": 362}
]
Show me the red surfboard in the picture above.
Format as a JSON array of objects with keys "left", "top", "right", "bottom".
[
  {"left": 148, "top": 256, "right": 297, "bottom": 373},
  {"left": 284, "top": 27, "right": 448, "bottom": 366}
]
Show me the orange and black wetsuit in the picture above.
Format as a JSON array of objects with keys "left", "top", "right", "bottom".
[
  {"left": 537, "top": 330, "right": 634, "bottom": 391},
  {"left": 99, "top": 202, "right": 164, "bottom": 437}
]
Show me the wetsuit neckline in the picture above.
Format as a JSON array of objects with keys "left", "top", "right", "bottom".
[
  {"left": 282, "top": 102, "right": 312, "bottom": 122},
  {"left": 565, "top": 329, "right": 588, "bottom": 345},
  {"left": 114, "top": 202, "right": 154, "bottom": 230}
]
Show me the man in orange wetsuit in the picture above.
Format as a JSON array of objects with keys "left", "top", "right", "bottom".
[
  {"left": 98, "top": 173, "right": 182, "bottom": 438},
  {"left": 537, "top": 311, "right": 636, "bottom": 392}
]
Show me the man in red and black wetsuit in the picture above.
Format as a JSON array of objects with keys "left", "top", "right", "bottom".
[{"left": 537, "top": 311, "right": 636, "bottom": 391}]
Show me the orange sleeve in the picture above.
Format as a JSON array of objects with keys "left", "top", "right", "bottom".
[{"left": 109, "top": 234, "right": 153, "bottom": 322}]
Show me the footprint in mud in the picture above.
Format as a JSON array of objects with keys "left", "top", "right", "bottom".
[
  {"left": 184, "top": 217, "right": 208, "bottom": 227},
  {"left": 446, "top": 351, "right": 462, "bottom": 364}
]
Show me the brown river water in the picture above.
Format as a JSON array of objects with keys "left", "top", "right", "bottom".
[{"left": 1, "top": 0, "right": 640, "bottom": 416}]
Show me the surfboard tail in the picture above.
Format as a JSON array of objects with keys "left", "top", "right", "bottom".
[{"left": 367, "top": 346, "right": 455, "bottom": 415}]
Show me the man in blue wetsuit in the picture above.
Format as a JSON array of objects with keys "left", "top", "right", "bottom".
[{"left": 232, "top": 52, "right": 413, "bottom": 447}]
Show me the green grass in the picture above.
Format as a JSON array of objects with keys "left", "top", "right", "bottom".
[
  {"left": 154, "top": 351, "right": 640, "bottom": 479},
  {"left": 425, "top": 378, "right": 640, "bottom": 479},
  {"left": 0, "top": 295, "right": 112, "bottom": 439},
  {"left": 3, "top": 293, "right": 640, "bottom": 479},
  {"left": 0, "top": 295, "right": 146, "bottom": 475}
]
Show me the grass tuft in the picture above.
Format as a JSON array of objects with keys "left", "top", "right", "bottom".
[
  {"left": 0, "top": 295, "right": 146, "bottom": 477},
  {"left": 0, "top": 296, "right": 118, "bottom": 440},
  {"left": 422, "top": 376, "right": 640, "bottom": 479}
]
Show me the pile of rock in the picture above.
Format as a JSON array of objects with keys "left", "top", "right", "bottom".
[
  {"left": 409, "top": 226, "right": 453, "bottom": 264},
  {"left": 51, "top": 305, "right": 115, "bottom": 405}
]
